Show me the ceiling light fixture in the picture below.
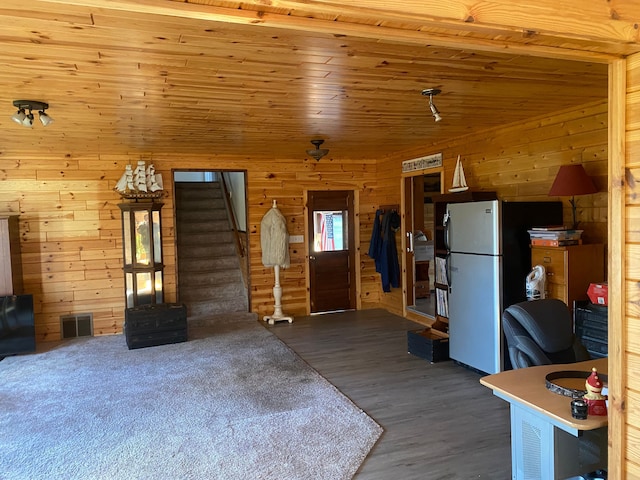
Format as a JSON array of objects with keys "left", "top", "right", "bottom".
[
  {"left": 421, "top": 88, "right": 442, "bottom": 122},
  {"left": 306, "top": 139, "right": 329, "bottom": 161},
  {"left": 11, "top": 100, "right": 53, "bottom": 128}
]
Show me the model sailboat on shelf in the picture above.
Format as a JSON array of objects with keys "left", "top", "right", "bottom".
[
  {"left": 114, "top": 160, "right": 164, "bottom": 199},
  {"left": 448, "top": 155, "right": 469, "bottom": 192}
]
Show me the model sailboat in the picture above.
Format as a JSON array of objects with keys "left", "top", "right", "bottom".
[
  {"left": 448, "top": 155, "right": 469, "bottom": 192},
  {"left": 114, "top": 160, "right": 164, "bottom": 199}
]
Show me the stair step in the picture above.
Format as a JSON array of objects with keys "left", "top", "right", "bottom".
[
  {"left": 180, "top": 283, "right": 248, "bottom": 304},
  {"left": 175, "top": 178, "right": 247, "bottom": 318},
  {"left": 177, "top": 232, "right": 235, "bottom": 247},
  {"left": 176, "top": 220, "right": 232, "bottom": 233},
  {"left": 176, "top": 202, "right": 227, "bottom": 216},
  {"left": 178, "top": 255, "right": 241, "bottom": 271},
  {"left": 175, "top": 194, "right": 225, "bottom": 205},
  {"left": 175, "top": 183, "right": 223, "bottom": 200},
  {"left": 176, "top": 224, "right": 230, "bottom": 236},
  {"left": 177, "top": 243, "right": 236, "bottom": 258},
  {"left": 177, "top": 223, "right": 231, "bottom": 238},
  {"left": 178, "top": 269, "right": 243, "bottom": 286},
  {"left": 176, "top": 209, "right": 227, "bottom": 223}
]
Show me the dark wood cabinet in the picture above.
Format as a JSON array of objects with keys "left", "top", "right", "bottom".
[{"left": 124, "top": 303, "right": 187, "bottom": 349}]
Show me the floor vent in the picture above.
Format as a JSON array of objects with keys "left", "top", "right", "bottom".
[{"left": 61, "top": 313, "right": 93, "bottom": 339}]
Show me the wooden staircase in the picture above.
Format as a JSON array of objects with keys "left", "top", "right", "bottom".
[{"left": 175, "top": 181, "right": 248, "bottom": 320}]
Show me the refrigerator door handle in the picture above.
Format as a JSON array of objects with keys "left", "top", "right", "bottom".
[
  {"left": 446, "top": 253, "right": 452, "bottom": 289},
  {"left": 406, "top": 231, "right": 414, "bottom": 253},
  {"left": 443, "top": 210, "right": 451, "bottom": 252}
]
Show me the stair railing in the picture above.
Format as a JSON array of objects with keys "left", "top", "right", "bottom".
[{"left": 219, "top": 174, "right": 245, "bottom": 259}]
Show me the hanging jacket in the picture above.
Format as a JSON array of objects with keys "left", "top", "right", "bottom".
[
  {"left": 368, "top": 209, "right": 383, "bottom": 261},
  {"left": 260, "top": 206, "right": 290, "bottom": 268},
  {"left": 368, "top": 209, "right": 401, "bottom": 292}
]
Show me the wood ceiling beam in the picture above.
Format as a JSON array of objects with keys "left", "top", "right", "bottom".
[
  {"left": 232, "top": 0, "right": 640, "bottom": 45},
  {"left": 32, "top": 0, "right": 635, "bottom": 62}
]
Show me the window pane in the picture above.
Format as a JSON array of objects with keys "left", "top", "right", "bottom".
[
  {"left": 136, "top": 272, "right": 153, "bottom": 305},
  {"left": 313, "top": 210, "right": 346, "bottom": 252},
  {"left": 152, "top": 210, "right": 162, "bottom": 263},
  {"left": 123, "top": 211, "right": 132, "bottom": 265},
  {"left": 135, "top": 211, "right": 151, "bottom": 265},
  {"left": 125, "top": 272, "right": 134, "bottom": 308},
  {"left": 155, "top": 271, "right": 164, "bottom": 303}
]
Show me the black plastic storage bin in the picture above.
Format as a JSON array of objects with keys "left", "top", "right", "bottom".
[{"left": 574, "top": 300, "right": 608, "bottom": 359}]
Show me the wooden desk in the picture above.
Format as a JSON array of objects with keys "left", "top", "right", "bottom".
[{"left": 481, "top": 358, "right": 607, "bottom": 479}]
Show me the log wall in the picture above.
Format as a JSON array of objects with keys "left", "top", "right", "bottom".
[
  {"left": 0, "top": 101, "right": 609, "bottom": 340},
  {"left": 623, "top": 54, "right": 640, "bottom": 477},
  {"left": 388, "top": 101, "right": 608, "bottom": 243},
  {"left": 0, "top": 154, "right": 380, "bottom": 340}
]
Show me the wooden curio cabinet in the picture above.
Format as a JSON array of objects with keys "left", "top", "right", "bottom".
[{"left": 118, "top": 202, "right": 164, "bottom": 308}]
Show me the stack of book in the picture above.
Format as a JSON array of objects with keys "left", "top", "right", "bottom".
[{"left": 527, "top": 227, "right": 583, "bottom": 247}]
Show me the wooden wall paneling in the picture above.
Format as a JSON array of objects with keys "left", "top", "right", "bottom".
[
  {"left": 367, "top": 158, "right": 404, "bottom": 316},
  {"left": 395, "top": 103, "right": 610, "bottom": 245},
  {"left": 620, "top": 53, "right": 640, "bottom": 477}
]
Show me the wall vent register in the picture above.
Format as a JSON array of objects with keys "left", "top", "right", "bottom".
[{"left": 60, "top": 313, "right": 93, "bottom": 339}]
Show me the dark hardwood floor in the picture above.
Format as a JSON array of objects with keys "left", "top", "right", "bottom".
[{"left": 268, "top": 308, "right": 512, "bottom": 480}]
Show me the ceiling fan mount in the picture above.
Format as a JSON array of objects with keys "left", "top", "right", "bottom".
[{"left": 306, "top": 139, "right": 329, "bottom": 161}]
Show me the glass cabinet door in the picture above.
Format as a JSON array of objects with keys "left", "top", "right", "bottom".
[{"left": 119, "top": 202, "right": 164, "bottom": 308}]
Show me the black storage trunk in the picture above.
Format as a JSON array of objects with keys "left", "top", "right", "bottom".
[
  {"left": 124, "top": 303, "right": 187, "bottom": 349},
  {"left": 407, "top": 329, "right": 450, "bottom": 363},
  {"left": 574, "top": 301, "right": 608, "bottom": 359}
]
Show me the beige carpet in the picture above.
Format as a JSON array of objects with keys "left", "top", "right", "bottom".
[{"left": 0, "top": 313, "right": 382, "bottom": 479}]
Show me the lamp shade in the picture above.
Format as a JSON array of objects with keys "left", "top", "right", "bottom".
[
  {"left": 11, "top": 110, "right": 26, "bottom": 124},
  {"left": 548, "top": 164, "right": 597, "bottom": 197},
  {"left": 39, "top": 111, "right": 54, "bottom": 126}
]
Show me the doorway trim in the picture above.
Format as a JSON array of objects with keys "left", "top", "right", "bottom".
[
  {"left": 171, "top": 168, "right": 251, "bottom": 313},
  {"left": 400, "top": 166, "right": 444, "bottom": 325}
]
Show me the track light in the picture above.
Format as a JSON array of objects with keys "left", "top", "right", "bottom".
[
  {"left": 421, "top": 88, "right": 442, "bottom": 122},
  {"left": 23, "top": 111, "right": 34, "bottom": 127},
  {"left": 429, "top": 102, "right": 442, "bottom": 122},
  {"left": 11, "top": 109, "right": 26, "bottom": 125},
  {"left": 306, "top": 139, "right": 329, "bottom": 161},
  {"left": 39, "top": 110, "right": 53, "bottom": 126},
  {"left": 11, "top": 100, "right": 53, "bottom": 128}
]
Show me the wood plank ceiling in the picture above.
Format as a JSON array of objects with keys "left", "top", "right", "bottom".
[{"left": 0, "top": 0, "right": 624, "bottom": 159}]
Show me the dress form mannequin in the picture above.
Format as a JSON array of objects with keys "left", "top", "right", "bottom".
[{"left": 261, "top": 200, "right": 293, "bottom": 324}]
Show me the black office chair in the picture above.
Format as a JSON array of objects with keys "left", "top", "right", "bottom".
[{"left": 502, "top": 298, "right": 590, "bottom": 369}]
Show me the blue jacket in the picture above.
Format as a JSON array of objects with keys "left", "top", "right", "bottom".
[{"left": 368, "top": 209, "right": 400, "bottom": 292}]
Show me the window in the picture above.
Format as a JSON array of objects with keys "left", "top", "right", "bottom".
[{"left": 313, "top": 210, "right": 346, "bottom": 252}]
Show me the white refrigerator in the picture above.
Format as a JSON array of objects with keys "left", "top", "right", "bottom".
[{"left": 444, "top": 200, "right": 503, "bottom": 374}]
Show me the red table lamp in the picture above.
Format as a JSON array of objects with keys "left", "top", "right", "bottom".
[{"left": 548, "top": 164, "right": 598, "bottom": 229}]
